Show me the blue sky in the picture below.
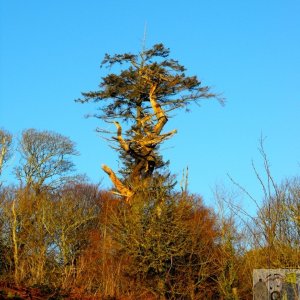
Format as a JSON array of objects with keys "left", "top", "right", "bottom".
[{"left": 1, "top": 1, "right": 299, "bottom": 210}]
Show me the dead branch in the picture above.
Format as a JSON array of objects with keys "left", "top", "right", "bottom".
[
  {"left": 113, "top": 122, "right": 130, "bottom": 152},
  {"left": 149, "top": 84, "right": 168, "bottom": 134},
  {"left": 102, "top": 164, "right": 133, "bottom": 201}
]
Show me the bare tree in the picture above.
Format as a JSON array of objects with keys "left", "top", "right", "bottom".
[
  {"left": 42, "top": 183, "right": 98, "bottom": 289},
  {"left": 0, "top": 129, "right": 12, "bottom": 179},
  {"left": 15, "top": 129, "right": 79, "bottom": 192},
  {"left": 229, "top": 138, "right": 300, "bottom": 270}
]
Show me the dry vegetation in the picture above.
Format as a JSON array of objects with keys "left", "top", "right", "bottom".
[{"left": 0, "top": 44, "right": 299, "bottom": 299}]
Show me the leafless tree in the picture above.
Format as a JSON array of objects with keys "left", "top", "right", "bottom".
[
  {"left": 0, "top": 129, "right": 13, "bottom": 179},
  {"left": 15, "top": 128, "right": 79, "bottom": 192}
]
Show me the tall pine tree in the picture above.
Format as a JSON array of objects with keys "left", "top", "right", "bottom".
[{"left": 78, "top": 43, "right": 222, "bottom": 201}]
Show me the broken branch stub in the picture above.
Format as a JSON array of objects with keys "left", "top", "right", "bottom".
[{"left": 102, "top": 164, "right": 133, "bottom": 201}]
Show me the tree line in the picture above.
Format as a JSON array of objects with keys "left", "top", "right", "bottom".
[{"left": 0, "top": 44, "right": 299, "bottom": 299}]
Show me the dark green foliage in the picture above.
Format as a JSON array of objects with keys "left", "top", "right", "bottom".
[
  {"left": 77, "top": 44, "right": 221, "bottom": 185},
  {"left": 78, "top": 43, "right": 219, "bottom": 122}
]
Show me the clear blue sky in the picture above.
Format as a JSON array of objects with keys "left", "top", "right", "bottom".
[{"left": 1, "top": 1, "right": 299, "bottom": 210}]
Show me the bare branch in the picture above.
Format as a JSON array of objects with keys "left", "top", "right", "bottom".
[
  {"left": 102, "top": 164, "right": 133, "bottom": 201},
  {"left": 149, "top": 84, "right": 168, "bottom": 135},
  {"left": 0, "top": 129, "right": 13, "bottom": 177},
  {"left": 113, "top": 121, "right": 130, "bottom": 152}
]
